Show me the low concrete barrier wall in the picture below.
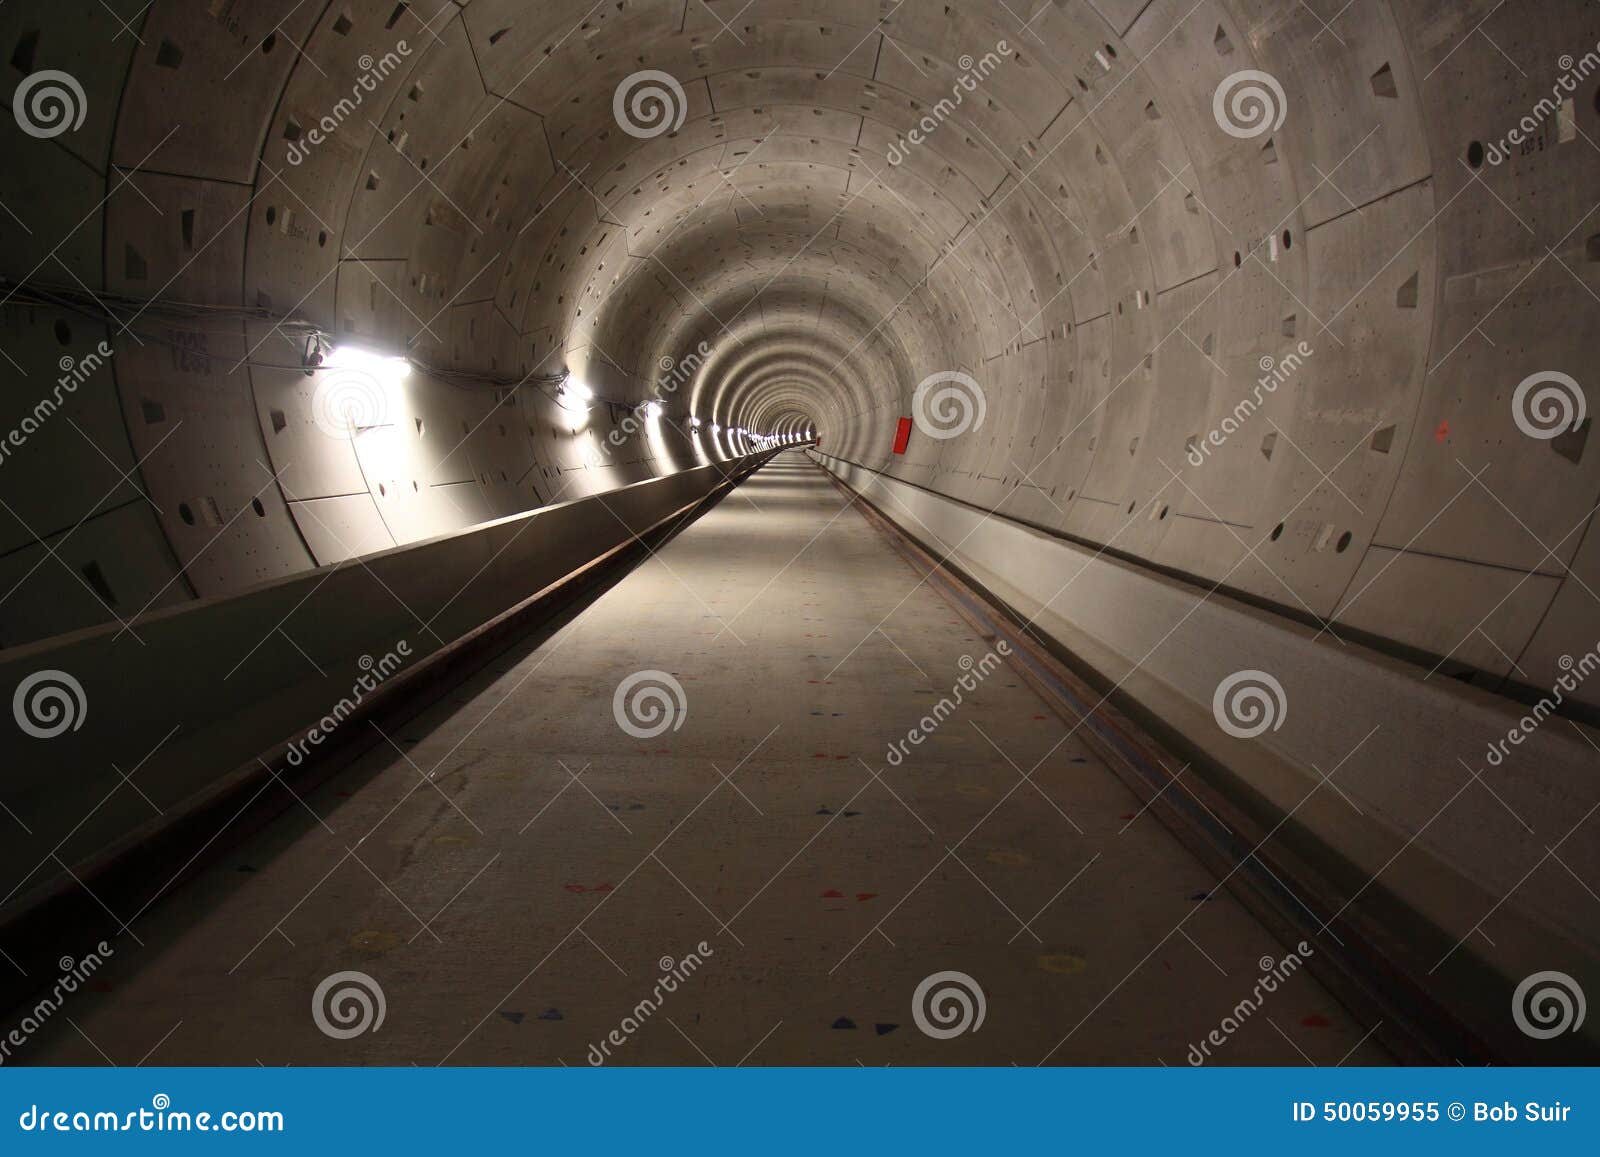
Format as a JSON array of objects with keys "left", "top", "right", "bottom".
[
  {"left": 0, "top": 454, "right": 772, "bottom": 920},
  {"left": 815, "top": 450, "right": 1599, "bottom": 1060}
]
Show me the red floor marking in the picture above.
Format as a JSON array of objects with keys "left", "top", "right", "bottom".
[
  {"left": 822, "top": 889, "right": 844, "bottom": 898},
  {"left": 1301, "top": 1014, "right": 1331, "bottom": 1028},
  {"left": 855, "top": 893, "right": 877, "bottom": 902}
]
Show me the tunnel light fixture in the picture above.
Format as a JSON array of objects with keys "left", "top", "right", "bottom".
[
  {"left": 689, "top": 416, "right": 702, "bottom": 430},
  {"left": 710, "top": 423, "right": 721, "bottom": 434},
  {"left": 323, "top": 343, "right": 412, "bottom": 381},
  {"left": 318, "top": 344, "right": 412, "bottom": 437},
  {"left": 640, "top": 399, "right": 663, "bottom": 420},
  {"left": 557, "top": 374, "right": 593, "bottom": 413}
]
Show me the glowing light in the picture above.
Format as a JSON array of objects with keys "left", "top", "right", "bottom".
[
  {"left": 558, "top": 374, "right": 594, "bottom": 414},
  {"left": 320, "top": 345, "right": 413, "bottom": 479},
  {"left": 324, "top": 344, "right": 412, "bottom": 381},
  {"left": 315, "top": 344, "right": 411, "bottom": 438}
]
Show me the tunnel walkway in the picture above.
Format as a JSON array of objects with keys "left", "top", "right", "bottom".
[{"left": 27, "top": 453, "right": 1386, "bottom": 1066}]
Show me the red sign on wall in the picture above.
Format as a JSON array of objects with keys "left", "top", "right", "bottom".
[{"left": 892, "top": 416, "right": 913, "bottom": 455}]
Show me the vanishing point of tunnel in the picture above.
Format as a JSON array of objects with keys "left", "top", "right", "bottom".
[{"left": 0, "top": 0, "right": 1597, "bottom": 1068}]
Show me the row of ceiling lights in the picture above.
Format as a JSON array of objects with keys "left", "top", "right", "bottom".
[
  {"left": 311, "top": 347, "right": 815, "bottom": 445},
  {"left": 557, "top": 372, "right": 813, "bottom": 443}
]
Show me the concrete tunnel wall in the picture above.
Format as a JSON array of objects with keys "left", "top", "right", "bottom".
[
  {"left": 0, "top": 0, "right": 1595, "bottom": 1063},
  {"left": 0, "top": 2, "right": 1593, "bottom": 707},
  {"left": 1, "top": 0, "right": 1596, "bottom": 701}
]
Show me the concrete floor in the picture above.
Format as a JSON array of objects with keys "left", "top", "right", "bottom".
[{"left": 27, "top": 453, "right": 1387, "bottom": 1065}]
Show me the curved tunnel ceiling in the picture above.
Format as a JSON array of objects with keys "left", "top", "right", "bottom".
[{"left": 0, "top": 0, "right": 1596, "bottom": 717}]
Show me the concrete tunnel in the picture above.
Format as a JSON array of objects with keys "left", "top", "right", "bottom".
[{"left": 0, "top": 0, "right": 1596, "bottom": 1068}]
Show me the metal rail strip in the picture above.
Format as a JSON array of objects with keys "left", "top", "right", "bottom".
[
  {"left": 823, "top": 464, "right": 1487, "bottom": 1066},
  {"left": 0, "top": 454, "right": 774, "bottom": 1021}
]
